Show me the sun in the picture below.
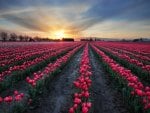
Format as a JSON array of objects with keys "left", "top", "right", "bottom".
[{"left": 54, "top": 30, "right": 65, "bottom": 39}]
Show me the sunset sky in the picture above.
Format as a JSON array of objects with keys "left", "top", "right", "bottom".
[{"left": 0, "top": 0, "right": 150, "bottom": 40}]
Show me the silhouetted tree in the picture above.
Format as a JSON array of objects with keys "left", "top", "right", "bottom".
[
  {"left": 0, "top": 32, "right": 8, "bottom": 41},
  {"left": 62, "top": 38, "right": 74, "bottom": 41},
  {"left": 28, "top": 37, "right": 35, "bottom": 42},
  {"left": 34, "top": 36, "right": 41, "bottom": 41},
  {"left": 23, "top": 35, "right": 29, "bottom": 41},
  {"left": 133, "top": 38, "right": 143, "bottom": 42},
  {"left": 89, "top": 38, "right": 93, "bottom": 41},
  {"left": 9, "top": 33, "right": 17, "bottom": 41},
  {"left": 18, "top": 35, "right": 24, "bottom": 41}
]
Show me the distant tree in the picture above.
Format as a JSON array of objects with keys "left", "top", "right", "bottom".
[
  {"left": 0, "top": 32, "right": 8, "bottom": 41},
  {"left": 121, "top": 39, "right": 127, "bottom": 42},
  {"left": 34, "top": 36, "right": 41, "bottom": 41},
  {"left": 29, "top": 37, "right": 35, "bottom": 42},
  {"left": 10, "top": 33, "right": 17, "bottom": 41},
  {"left": 140, "top": 38, "right": 143, "bottom": 41},
  {"left": 89, "top": 38, "right": 93, "bottom": 41},
  {"left": 18, "top": 35, "right": 24, "bottom": 41},
  {"left": 133, "top": 38, "right": 143, "bottom": 42},
  {"left": 44, "top": 38, "right": 51, "bottom": 42},
  {"left": 62, "top": 38, "right": 74, "bottom": 41},
  {"left": 23, "top": 35, "right": 30, "bottom": 41}
]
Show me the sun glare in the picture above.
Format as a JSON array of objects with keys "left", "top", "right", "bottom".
[{"left": 54, "top": 30, "right": 65, "bottom": 39}]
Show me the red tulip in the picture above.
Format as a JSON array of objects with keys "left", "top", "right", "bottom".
[
  {"left": 15, "top": 95, "right": 22, "bottom": 101},
  {"left": 0, "top": 97, "right": 3, "bottom": 103},
  {"left": 20, "top": 93, "right": 24, "bottom": 98},
  {"left": 73, "top": 104, "right": 78, "bottom": 109},
  {"left": 14, "top": 90, "right": 19, "bottom": 95},
  {"left": 136, "top": 89, "right": 143, "bottom": 96},
  {"left": 74, "top": 93, "right": 79, "bottom": 98},
  {"left": 74, "top": 98, "right": 81, "bottom": 104},
  {"left": 73, "top": 81, "right": 80, "bottom": 88},
  {"left": 86, "top": 102, "right": 92, "bottom": 108},
  {"left": 84, "top": 91, "right": 90, "bottom": 98},
  {"left": 131, "top": 91, "right": 135, "bottom": 95},
  {"left": 82, "top": 106, "right": 88, "bottom": 113},
  {"left": 4, "top": 96, "right": 13, "bottom": 103},
  {"left": 69, "top": 107, "right": 74, "bottom": 113},
  {"left": 82, "top": 102, "right": 86, "bottom": 107}
]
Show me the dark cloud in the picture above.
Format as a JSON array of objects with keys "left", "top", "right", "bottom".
[
  {"left": 120, "top": 1, "right": 150, "bottom": 21},
  {"left": 0, "top": 0, "right": 32, "bottom": 10},
  {"left": 1, "top": 9, "right": 47, "bottom": 31},
  {"left": 82, "top": 0, "right": 150, "bottom": 29},
  {"left": 3, "top": 15, "right": 44, "bottom": 31},
  {"left": 0, "top": 0, "right": 88, "bottom": 10}
]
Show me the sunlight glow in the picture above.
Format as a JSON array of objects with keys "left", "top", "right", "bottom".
[{"left": 54, "top": 30, "right": 65, "bottom": 39}]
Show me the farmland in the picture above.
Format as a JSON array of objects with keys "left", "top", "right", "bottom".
[{"left": 0, "top": 42, "right": 150, "bottom": 113}]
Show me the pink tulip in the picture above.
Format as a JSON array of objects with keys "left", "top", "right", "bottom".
[
  {"left": 69, "top": 107, "right": 74, "bottom": 113},
  {"left": 74, "top": 98, "right": 81, "bottom": 104},
  {"left": 82, "top": 106, "right": 88, "bottom": 113},
  {"left": 0, "top": 97, "right": 3, "bottom": 103}
]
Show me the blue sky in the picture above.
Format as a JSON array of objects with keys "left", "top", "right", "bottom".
[{"left": 0, "top": 0, "right": 150, "bottom": 39}]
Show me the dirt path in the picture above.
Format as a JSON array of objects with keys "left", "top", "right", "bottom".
[
  {"left": 27, "top": 49, "right": 83, "bottom": 113},
  {"left": 89, "top": 48, "right": 129, "bottom": 113}
]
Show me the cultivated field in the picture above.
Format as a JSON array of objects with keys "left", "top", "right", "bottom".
[{"left": 0, "top": 42, "right": 150, "bottom": 113}]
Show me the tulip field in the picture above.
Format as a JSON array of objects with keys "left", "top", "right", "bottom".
[{"left": 0, "top": 42, "right": 149, "bottom": 113}]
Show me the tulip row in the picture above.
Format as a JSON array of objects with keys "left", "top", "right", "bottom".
[
  {"left": 27, "top": 44, "right": 83, "bottom": 108},
  {"left": 93, "top": 43, "right": 150, "bottom": 84},
  {"left": 91, "top": 44, "right": 150, "bottom": 112},
  {"left": 99, "top": 46, "right": 150, "bottom": 72},
  {"left": 26, "top": 45, "right": 83, "bottom": 87},
  {"left": 0, "top": 90, "right": 24, "bottom": 104},
  {"left": 0, "top": 44, "right": 48, "bottom": 61},
  {"left": 0, "top": 44, "right": 80, "bottom": 94},
  {"left": 0, "top": 43, "right": 76, "bottom": 71},
  {"left": 0, "top": 90, "right": 25, "bottom": 113},
  {"left": 109, "top": 42, "right": 149, "bottom": 57},
  {"left": 0, "top": 44, "right": 78, "bottom": 82},
  {"left": 69, "top": 44, "right": 92, "bottom": 113},
  {"left": 0, "top": 46, "right": 54, "bottom": 67},
  {"left": 120, "top": 45, "right": 150, "bottom": 58},
  {"left": 106, "top": 46, "right": 150, "bottom": 64},
  {"left": 0, "top": 43, "right": 83, "bottom": 113},
  {"left": 0, "top": 43, "right": 75, "bottom": 68},
  {"left": 93, "top": 42, "right": 150, "bottom": 61}
]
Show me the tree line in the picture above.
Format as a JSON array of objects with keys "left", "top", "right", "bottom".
[{"left": 0, "top": 32, "right": 61, "bottom": 42}]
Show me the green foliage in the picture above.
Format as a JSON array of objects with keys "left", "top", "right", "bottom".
[{"left": 10, "top": 102, "right": 27, "bottom": 113}]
